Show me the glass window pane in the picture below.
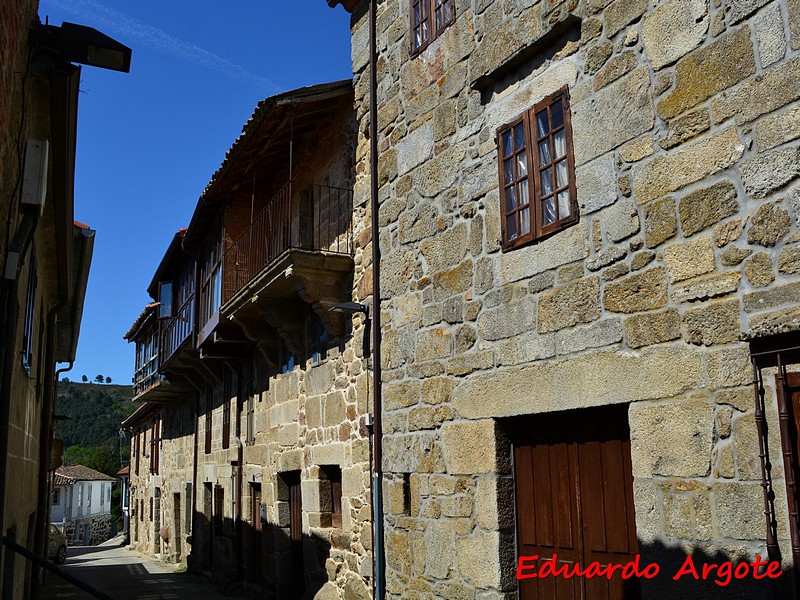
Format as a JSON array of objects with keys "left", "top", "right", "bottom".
[
  {"left": 541, "top": 166, "right": 553, "bottom": 196},
  {"left": 422, "top": 21, "right": 428, "bottom": 42},
  {"left": 520, "top": 208, "right": 530, "bottom": 235},
  {"left": 444, "top": 0, "right": 454, "bottom": 22},
  {"left": 536, "top": 110, "right": 549, "bottom": 138},
  {"left": 517, "top": 150, "right": 528, "bottom": 177},
  {"left": 436, "top": 8, "right": 443, "bottom": 30},
  {"left": 556, "top": 159, "right": 568, "bottom": 188},
  {"left": 554, "top": 129, "right": 566, "bottom": 158},
  {"left": 539, "top": 139, "right": 552, "bottom": 166},
  {"left": 542, "top": 197, "right": 556, "bottom": 225},
  {"left": 551, "top": 99, "right": 564, "bottom": 130},
  {"left": 413, "top": 4, "right": 420, "bottom": 25},
  {"left": 506, "top": 185, "right": 517, "bottom": 211},
  {"left": 504, "top": 159, "right": 514, "bottom": 185},
  {"left": 514, "top": 123, "right": 525, "bottom": 150},
  {"left": 518, "top": 181, "right": 529, "bottom": 207},
  {"left": 558, "top": 190, "right": 571, "bottom": 220},
  {"left": 503, "top": 131, "right": 513, "bottom": 156},
  {"left": 507, "top": 215, "right": 518, "bottom": 240}
]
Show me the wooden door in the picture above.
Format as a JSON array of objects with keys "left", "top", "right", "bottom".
[
  {"left": 286, "top": 472, "right": 304, "bottom": 595},
  {"left": 250, "top": 483, "right": 262, "bottom": 584},
  {"left": 513, "top": 404, "right": 639, "bottom": 600}
]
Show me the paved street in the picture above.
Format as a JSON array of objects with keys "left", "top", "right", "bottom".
[{"left": 39, "top": 536, "right": 231, "bottom": 599}]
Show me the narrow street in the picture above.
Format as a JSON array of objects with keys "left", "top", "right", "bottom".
[{"left": 40, "top": 536, "right": 231, "bottom": 599}]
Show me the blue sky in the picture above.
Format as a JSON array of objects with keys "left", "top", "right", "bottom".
[{"left": 40, "top": 0, "right": 354, "bottom": 384}]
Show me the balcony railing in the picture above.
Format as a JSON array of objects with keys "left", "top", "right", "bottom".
[
  {"left": 161, "top": 293, "right": 194, "bottom": 367},
  {"left": 132, "top": 354, "right": 163, "bottom": 398},
  {"left": 222, "top": 181, "right": 354, "bottom": 304}
]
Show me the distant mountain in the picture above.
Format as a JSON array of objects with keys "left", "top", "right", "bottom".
[{"left": 55, "top": 382, "right": 136, "bottom": 449}]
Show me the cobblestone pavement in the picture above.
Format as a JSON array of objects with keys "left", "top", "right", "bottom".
[{"left": 39, "top": 536, "right": 231, "bottom": 599}]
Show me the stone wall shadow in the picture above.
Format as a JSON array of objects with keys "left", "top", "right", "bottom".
[
  {"left": 634, "top": 539, "right": 795, "bottom": 600},
  {"left": 186, "top": 510, "right": 333, "bottom": 599}
]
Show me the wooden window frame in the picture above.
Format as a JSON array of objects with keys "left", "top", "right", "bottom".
[
  {"left": 497, "top": 87, "right": 578, "bottom": 251},
  {"left": 410, "top": 0, "right": 455, "bottom": 56},
  {"left": 21, "top": 251, "right": 37, "bottom": 375}
]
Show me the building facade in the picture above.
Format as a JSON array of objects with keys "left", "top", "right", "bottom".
[
  {"left": 0, "top": 2, "right": 127, "bottom": 597},
  {"left": 51, "top": 465, "right": 115, "bottom": 546},
  {"left": 329, "top": 0, "right": 800, "bottom": 599},
  {"left": 125, "top": 81, "right": 374, "bottom": 598}
]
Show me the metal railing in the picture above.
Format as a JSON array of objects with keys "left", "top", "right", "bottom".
[
  {"left": 132, "top": 355, "right": 161, "bottom": 397},
  {"left": 161, "top": 295, "right": 194, "bottom": 366},
  {"left": 222, "top": 181, "right": 354, "bottom": 303}
]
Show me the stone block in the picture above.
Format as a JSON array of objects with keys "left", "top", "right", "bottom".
[
  {"left": 672, "top": 271, "right": 741, "bottom": 303},
  {"left": 416, "top": 327, "right": 452, "bottom": 361},
  {"left": 475, "top": 475, "right": 514, "bottom": 531},
  {"left": 713, "top": 56, "right": 800, "bottom": 125},
  {"left": 453, "top": 345, "right": 703, "bottom": 419},
  {"left": 644, "top": 196, "right": 677, "bottom": 248},
  {"left": 632, "top": 127, "right": 744, "bottom": 204},
  {"left": 603, "top": 0, "right": 647, "bottom": 38},
  {"left": 442, "top": 420, "right": 498, "bottom": 475},
  {"left": 619, "top": 135, "right": 654, "bottom": 163},
  {"left": 555, "top": 318, "right": 622, "bottom": 355},
  {"left": 723, "top": 0, "right": 772, "bottom": 25},
  {"left": 624, "top": 309, "right": 681, "bottom": 348},
  {"left": 664, "top": 237, "right": 715, "bottom": 283},
  {"left": 604, "top": 197, "right": 640, "bottom": 242},
  {"left": 743, "top": 252, "right": 775, "bottom": 287},
  {"left": 382, "top": 248, "right": 415, "bottom": 299},
  {"left": 714, "top": 482, "right": 770, "bottom": 540},
  {"left": 748, "top": 201, "right": 791, "bottom": 247},
  {"left": 660, "top": 108, "right": 711, "bottom": 150},
  {"left": 538, "top": 276, "right": 601, "bottom": 332},
  {"left": 721, "top": 246, "right": 752, "bottom": 266},
  {"left": 753, "top": 2, "right": 787, "bottom": 67},
  {"left": 791, "top": 0, "right": 800, "bottom": 49},
  {"left": 741, "top": 145, "right": 800, "bottom": 200},
  {"left": 678, "top": 180, "right": 738, "bottom": 237},
  {"left": 383, "top": 380, "right": 420, "bottom": 411},
  {"left": 324, "top": 392, "right": 347, "bottom": 427},
  {"left": 586, "top": 246, "right": 626, "bottom": 272},
  {"left": 756, "top": 103, "right": 800, "bottom": 153},
  {"left": 604, "top": 267, "right": 668, "bottom": 313},
  {"left": 431, "top": 260, "right": 474, "bottom": 299},
  {"left": 500, "top": 221, "right": 589, "bottom": 282},
  {"left": 641, "top": 0, "right": 709, "bottom": 70},
  {"left": 576, "top": 154, "right": 617, "bottom": 214},
  {"left": 571, "top": 68, "right": 654, "bottom": 165},
  {"left": 706, "top": 345, "right": 752, "bottom": 389},
  {"left": 421, "top": 377, "right": 454, "bottom": 405},
  {"left": 779, "top": 246, "right": 800, "bottom": 274},
  {"left": 494, "top": 332, "right": 556, "bottom": 366},
  {"left": 594, "top": 50, "right": 638, "bottom": 90},
  {"left": 629, "top": 396, "right": 714, "bottom": 477},
  {"left": 657, "top": 27, "right": 755, "bottom": 120},
  {"left": 423, "top": 521, "right": 455, "bottom": 579},
  {"left": 682, "top": 299, "right": 741, "bottom": 345},
  {"left": 408, "top": 405, "right": 453, "bottom": 431},
  {"left": 585, "top": 40, "right": 613, "bottom": 75},
  {"left": 631, "top": 250, "right": 655, "bottom": 271},
  {"left": 713, "top": 217, "right": 743, "bottom": 248},
  {"left": 477, "top": 297, "right": 536, "bottom": 341},
  {"left": 457, "top": 530, "right": 502, "bottom": 589},
  {"left": 420, "top": 222, "right": 468, "bottom": 274}
]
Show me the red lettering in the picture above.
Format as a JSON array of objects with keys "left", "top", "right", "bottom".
[
  {"left": 516, "top": 555, "right": 539, "bottom": 580},
  {"left": 673, "top": 555, "right": 700, "bottom": 581},
  {"left": 715, "top": 562, "right": 733, "bottom": 587},
  {"left": 584, "top": 562, "right": 603, "bottom": 578},
  {"left": 733, "top": 562, "right": 750, "bottom": 579},
  {"left": 765, "top": 561, "right": 783, "bottom": 579},
  {"left": 701, "top": 562, "right": 718, "bottom": 580},
  {"left": 752, "top": 555, "right": 769, "bottom": 580},
  {"left": 641, "top": 562, "right": 660, "bottom": 579},
  {"left": 602, "top": 562, "right": 624, "bottom": 580}
]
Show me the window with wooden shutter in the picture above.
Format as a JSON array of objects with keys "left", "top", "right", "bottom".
[{"left": 498, "top": 87, "right": 578, "bottom": 250}]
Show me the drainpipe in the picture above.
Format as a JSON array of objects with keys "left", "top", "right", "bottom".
[{"left": 368, "top": 0, "right": 385, "bottom": 597}]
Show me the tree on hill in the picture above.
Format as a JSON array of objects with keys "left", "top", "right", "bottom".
[
  {"left": 81, "top": 375, "right": 88, "bottom": 383},
  {"left": 95, "top": 374, "right": 104, "bottom": 384},
  {"left": 105, "top": 376, "right": 112, "bottom": 384}
]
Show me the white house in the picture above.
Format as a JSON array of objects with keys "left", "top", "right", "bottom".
[{"left": 51, "top": 465, "right": 115, "bottom": 546}]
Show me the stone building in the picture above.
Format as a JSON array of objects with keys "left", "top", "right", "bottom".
[
  {"left": 0, "top": 3, "right": 127, "bottom": 598},
  {"left": 51, "top": 465, "right": 116, "bottom": 546},
  {"left": 327, "top": 0, "right": 800, "bottom": 598},
  {"left": 125, "top": 80, "right": 374, "bottom": 598}
]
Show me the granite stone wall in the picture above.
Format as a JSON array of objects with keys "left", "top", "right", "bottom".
[{"left": 343, "top": 0, "right": 800, "bottom": 597}]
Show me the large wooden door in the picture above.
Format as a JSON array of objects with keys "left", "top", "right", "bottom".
[
  {"left": 513, "top": 404, "right": 640, "bottom": 600},
  {"left": 286, "top": 471, "right": 304, "bottom": 595}
]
